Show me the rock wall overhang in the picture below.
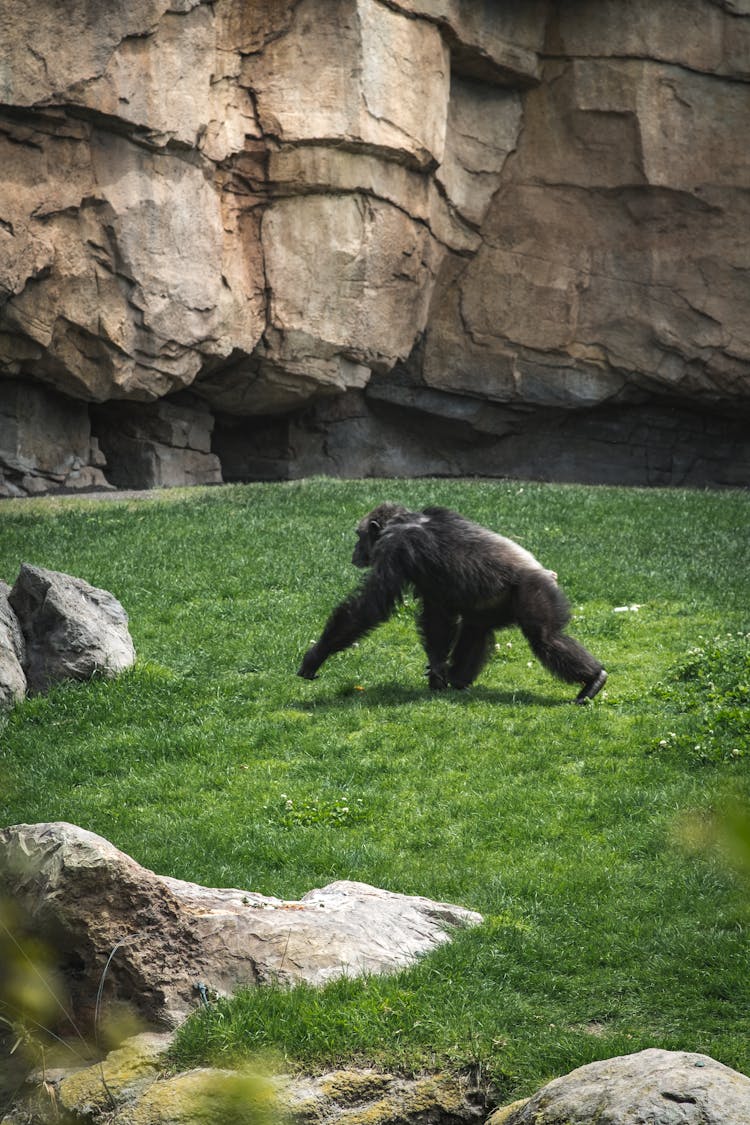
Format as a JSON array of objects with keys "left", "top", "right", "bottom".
[{"left": 1, "top": 0, "right": 748, "bottom": 492}]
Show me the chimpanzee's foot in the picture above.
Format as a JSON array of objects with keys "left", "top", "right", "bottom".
[
  {"left": 574, "top": 669, "right": 607, "bottom": 703},
  {"left": 427, "top": 664, "right": 449, "bottom": 690}
]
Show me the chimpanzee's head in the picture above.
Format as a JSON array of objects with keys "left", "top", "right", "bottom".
[{"left": 351, "top": 503, "right": 410, "bottom": 568}]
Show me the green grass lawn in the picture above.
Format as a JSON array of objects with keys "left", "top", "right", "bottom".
[{"left": 0, "top": 478, "right": 748, "bottom": 1103}]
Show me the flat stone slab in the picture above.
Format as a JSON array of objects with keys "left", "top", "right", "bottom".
[{"left": 0, "top": 822, "right": 482, "bottom": 1027}]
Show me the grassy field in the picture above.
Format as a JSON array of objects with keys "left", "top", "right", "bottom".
[{"left": 0, "top": 478, "right": 748, "bottom": 1103}]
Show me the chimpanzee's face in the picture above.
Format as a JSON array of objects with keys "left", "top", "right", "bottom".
[
  {"left": 351, "top": 505, "right": 404, "bottom": 568},
  {"left": 352, "top": 513, "right": 385, "bottom": 568}
]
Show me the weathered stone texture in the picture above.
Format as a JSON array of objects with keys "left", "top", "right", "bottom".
[
  {"left": 0, "top": 0, "right": 748, "bottom": 490},
  {"left": 10, "top": 1041, "right": 485, "bottom": 1125},
  {"left": 498, "top": 1047, "right": 750, "bottom": 1125},
  {"left": 424, "top": 58, "right": 750, "bottom": 410},
  {"left": 0, "top": 580, "right": 26, "bottom": 708},
  {"left": 0, "top": 0, "right": 488, "bottom": 424},
  {"left": 93, "top": 398, "right": 221, "bottom": 489},
  {"left": 0, "top": 822, "right": 482, "bottom": 1029},
  {"left": 0, "top": 381, "right": 109, "bottom": 497},
  {"left": 247, "top": 0, "right": 451, "bottom": 164},
  {"left": 5, "top": 1038, "right": 749, "bottom": 1125},
  {"left": 217, "top": 390, "right": 750, "bottom": 489},
  {"left": 8, "top": 565, "right": 136, "bottom": 692}
]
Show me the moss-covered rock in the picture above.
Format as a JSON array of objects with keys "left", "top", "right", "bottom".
[
  {"left": 281, "top": 1068, "right": 483, "bottom": 1125},
  {"left": 58, "top": 1033, "right": 170, "bottom": 1119},
  {"left": 484, "top": 1100, "right": 529, "bottom": 1125},
  {"left": 114, "top": 1068, "right": 280, "bottom": 1125}
]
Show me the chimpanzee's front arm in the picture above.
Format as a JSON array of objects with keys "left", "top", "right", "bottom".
[{"left": 297, "top": 561, "right": 405, "bottom": 679}]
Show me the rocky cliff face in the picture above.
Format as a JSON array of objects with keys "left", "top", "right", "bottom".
[{"left": 1, "top": 0, "right": 748, "bottom": 494}]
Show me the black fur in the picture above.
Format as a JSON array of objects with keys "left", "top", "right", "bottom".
[{"left": 298, "top": 504, "right": 607, "bottom": 703}]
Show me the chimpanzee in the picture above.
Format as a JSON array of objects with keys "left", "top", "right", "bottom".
[{"left": 297, "top": 503, "right": 607, "bottom": 703}]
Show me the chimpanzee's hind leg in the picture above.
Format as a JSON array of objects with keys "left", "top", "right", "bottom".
[
  {"left": 573, "top": 669, "right": 607, "bottom": 702},
  {"left": 513, "top": 574, "right": 606, "bottom": 703},
  {"left": 447, "top": 622, "right": 495, "bottom": 689},
  {"left": 418, "top": 601, "right": 459, "bottom": 690}
]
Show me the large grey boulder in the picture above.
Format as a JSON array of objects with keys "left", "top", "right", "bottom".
[
  {"left": 0, "top": 822, "right": 483, "bottom": 1029},
  {"left": 495, "top": 1048, "right": 750, "bottom": 1125},
  {"left": 9, "top": 565, "right": 136, "bottom": 693},
  {"left": 0, "top": 579, "right": 27, "bottom": 708}
]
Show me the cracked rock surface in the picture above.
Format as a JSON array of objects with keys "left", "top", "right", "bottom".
[
  {"left": 0, "top": 0, "right": 526, "bottom": 417},
  {"left": 8, "top": 565, "right": 136, "bottom": 693},
  {"left": 0, "top": 821, "right": 482, "bottom": 1028},
  {"left": 1, "top": 0, "right": 749, "bottom": 491}
]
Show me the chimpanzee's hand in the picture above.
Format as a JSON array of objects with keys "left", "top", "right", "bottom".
[{"left": 297, "top": 646, "right": 322, "bottom": 680}]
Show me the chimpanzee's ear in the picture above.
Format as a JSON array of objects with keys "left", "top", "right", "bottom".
[{"left": 367, "top": 518, "right": 382, "bottom": 543}]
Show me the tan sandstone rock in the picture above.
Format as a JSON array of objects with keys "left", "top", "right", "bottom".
[
  {"left": 0, "top": 0, "right": 519, "bottom": 423},
  {"left": 421, "top": 14, "right": 750, "bottom": 418},
  {"left": 0, "top": 822, "right": 482, "bottom": 1029},
  {"left": 0, "top": 0, "right": 748, "bottom": 491}
]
